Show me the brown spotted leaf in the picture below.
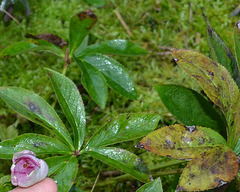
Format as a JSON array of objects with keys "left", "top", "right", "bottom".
[
  {"left": 137, "top": 124, "right": 226, "bottom": 160},
  {"left": 177, "top": 146, "right": 240, "bottom": 191},
  {"left": 171, "top": 49, "right": 240, "bottom": 150},
  {"left": 69, "top": 9, "right": 97, "bottom": 56},
  {"left": 26, "top": 33, "right": 68, "bottom": 49},
  {"left": 0, "top": 87, "right": 74, "bottom": 150},
  {"left": 204, "top": 15, "right": 240, "bottom": 87}
]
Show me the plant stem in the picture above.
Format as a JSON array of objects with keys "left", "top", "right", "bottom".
[
  {"left": 81, "top": 159, "right": 184, "bottom": 189},
  {"left": 62, "top": 47, "right": 70, "bottom": 75},
  {"left": 149, "top": 159, "right": 186, "bottom": 171},
  {"left": 82, "top": 168, "right": 183, "bottom": 189}
]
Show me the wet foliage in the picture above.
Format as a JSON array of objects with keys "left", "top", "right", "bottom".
[{"left": 0, "top": 0, "right": 240, "bottom": 191}]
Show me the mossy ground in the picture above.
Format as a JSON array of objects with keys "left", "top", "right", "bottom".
[{"left": 0, "top": 0, "right": 239, "bottom": 191}]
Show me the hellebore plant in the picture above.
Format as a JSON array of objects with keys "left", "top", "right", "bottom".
[
  {"left": 0, "top": 9, "right": 147, "bottom": 109},
  {"left": 11, "top": 150, "right": 48, "bottom": 188},
  {"left": 0, "top": 68, "right": 160, "bottom": 191},
  {"left": 137, "top": 17, "right": 240, "bottom": 191}
]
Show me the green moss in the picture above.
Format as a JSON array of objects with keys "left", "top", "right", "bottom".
[{"left": 0, "top": 0, "right": 238, "bottom": 191}]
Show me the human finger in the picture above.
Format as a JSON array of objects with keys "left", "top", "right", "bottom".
[{"left": 9, "top": 178, "right": 58, "bottom": 192}]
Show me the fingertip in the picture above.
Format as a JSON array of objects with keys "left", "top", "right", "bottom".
[
  {"left": 9, "top": 178, "right": 58, "bottom": 192},
  {"left": 42, "top": 178, "right": 58, "bottom": 192}
]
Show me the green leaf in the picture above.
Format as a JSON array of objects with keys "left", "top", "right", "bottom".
[
  {"left": 86, "top": 113, "right": 160, "bottom": 148},
  {"left": 136, "top": 177, "right": 163, "bottom": 192},
  {"left": 234, "top": 21, "right": 240, "bottom": 70},
  {"left": 0, "top": 87, "right": 74, "bottom": 149},
  {"left": 154, "top": 84, "right": 225, "bottom": 132},
  {"left": 0, "top": 175, "right": 12, "bottom": 192},
  {"left": 0, "top": 134, "right": 71, "bottom": 159},
  {"left": 0, "top": 41, "right": 64, "bottom": 58},
  {"left": 204, "top": 15, "right": 240, "bottom": 87},
  {"left": 74, "top": 35, "right": 89, "bottom": 56},
  {"left": 75, "top": 59, "right": 108, "bottom": 109},
  {"left": 75, "top": 39, "right": 147, "bottom": 57},
  {"left": 176, "top": 146, "right": 239, "bottom": 191},
  {"left": 46, "top": 68, "right": 86, "bottom": 150},
  {"left": 85, "top": 147, "right": 150, "bottom": 182},
  {"left": 79, "top": 54, "right": 138, "bottom": 100},
  {"left": 45, "top": 155, "right": 78, "bottom": 192},
  {"left": 69, "top": 10, "right": 97, "bottom": 56},
  {"left": 171, "top": 49, "right": 240, "bottom": 149},
  {"left": 137, "top": 124, "right": 227, "bottom": 160}
]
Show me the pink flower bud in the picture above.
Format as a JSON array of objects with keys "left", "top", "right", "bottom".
[{"left": 11, "top": 150, "right": 48, "bottom": 188}]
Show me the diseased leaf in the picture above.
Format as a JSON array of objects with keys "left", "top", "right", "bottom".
[
  {"left": 137, "top": 124, "right": 227, "bottom": 160},
  {"left": 0, "top": 134, "right": 71, "bottom": 159},
  {"left": 171, "top": 49, "right": 240, "bottom": 149},
  {"left": 75, "top": 58, "right": 108, "bottom": 109},
  {"left": 204, "top": 15, "right": 240, "bottom": 87},
  {"left": 136, "top": 177, "right": 163, "bottom": 192},
  {"left": 86, "top": 113, "right": 160, "bottom": 148},
  {"left": 0, "top": 87, "right": 74, "bottom": 149},
  {"left": 234, "top": 21, "right": 240, "bottom": 70},
  {"left": 155, "top": 84, "right": 225, "bottom": 132},
  {"left": 176, "top": 146, "right": 239, "bottom": 191},
  {"left": 69, "top": 10, "right": 97, "bottom": 56},
  {"left": 79, "top": 54, "right": 138, "bottom": 100},
  {"left": 46, "top": 68, "right": 86, "bottom": 150},
  {"left": 0, "top": 41, "right": 64, "bottom": 58},
  {"left": 45, "top": 156, "right": 78, "bottom": 192},
  {"left": 75, "top": 39, "right": 147, "bottom": 57},
  {"left": 85, "top": 147, "right": 150, "bottom": 182},
  {"left": 26, "top": 33, "right": 67, "bottom": 49}
]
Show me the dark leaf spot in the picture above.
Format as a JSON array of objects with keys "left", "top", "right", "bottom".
[
  {"left": 189, "top": 174, "right": 195, "bottom": 178},
  {"left": 165, "top": 139, "right": 175, "bottom": 149},
  {"left": 185, "top": 125, "right": 196, "bottom": 133},
  {"left": 210, "top": 166, "right": 220, "bottom": 174},
  {"left": 198, "top": 138, "right": 205, "bottom": 145},
  {"left": 33, "top": 142, "right": 47, "bottom": 147},
  {"left": 77, "top": 9, "right": 97, "bottom": 20},
  {"left": 208, "top": 70, "right": 214, "bottom": 77},
  {"left": 176, "top": 185, "right": 186, "bottom": 192},
  {"left": 136, "top": 142, "right": 145, "bottom": 149},
  {"left": 181, "top": 136, "right": 193, "bottom": 143},
  {"left": 26, "top": 33, "right": 67, "bottom": 48},
  {"left": 173, "top": 57, "right": 179, "bottom": 62},
  {"left": 46, "top": 113, "right": 56, "bottom": 122},
  {"left": 26, "top": 102, "right": 42, "bottom": 115}
]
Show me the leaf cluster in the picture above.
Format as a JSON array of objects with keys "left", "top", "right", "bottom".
[
  {"left": 0, "top": 9, "right": 147, "bottom": 109},
  {"left": 138, "top": 16, "right": 240, "bottom": 191}
]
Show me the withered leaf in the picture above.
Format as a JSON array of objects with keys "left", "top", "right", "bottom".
[
  {"left": 204, "top": 15, "right": 240, "bottom": 87},
  {"left": 26, "top": 33, "right": 67, "bottom": 49},
  {"left": 171, "top": 49, "right": 240, "bottom": 150},
  {"left": 177, "top": 146, "right": 240, "bottom": 191},
  {"left": 137, "top": 124, "right": 226, "bottom": 160}
]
